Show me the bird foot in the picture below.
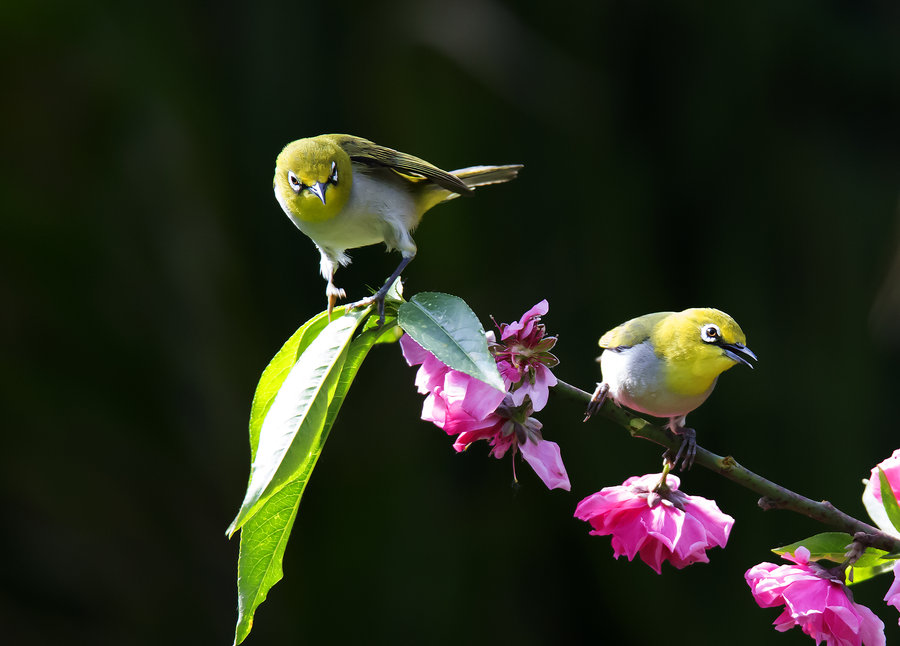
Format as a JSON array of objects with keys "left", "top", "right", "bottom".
[
  {"left": 583, "top": 382, "right": 610, "bottom": 422},
  {"left": 663, "top": 426, "right": 697, "bottom": 471},
  {"left": 350, "top": 293, "right": 387, "bottom": 326}
]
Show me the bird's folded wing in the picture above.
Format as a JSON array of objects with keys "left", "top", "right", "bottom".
[
  {"left": 332, "top": 134, "right": 472, "bottom": 195},
  {"left": 599, "top": 312, "right": 673, "bottom": 350}
]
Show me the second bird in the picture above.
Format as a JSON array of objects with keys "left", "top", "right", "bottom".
[
  {"left": 273, "top": 134, "right": 522, "bottom": 319},
  {"left": 584, "top": 308, "right": 757, "bottom": 469}
]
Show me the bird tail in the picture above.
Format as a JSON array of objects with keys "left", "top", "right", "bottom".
[
  {"left": 418, "top": 164, "right": 522, "bottom": 212},
  {"left": 451, "top": 164, "right": 523, "bottom": 189},
  {"left": 425, "top": 164, "right": 522, "bottom": 208}
]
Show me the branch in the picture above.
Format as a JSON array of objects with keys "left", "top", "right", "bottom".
[{"left": 553, "top": 379, "right": 900, "bottom": 553}]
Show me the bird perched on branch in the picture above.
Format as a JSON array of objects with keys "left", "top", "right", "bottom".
[
  {"left": 273, "top": 134, "right": 522, "bottom": 320},
  {"left": 584, "top": 308, "right": 756, "bottom": 470}
]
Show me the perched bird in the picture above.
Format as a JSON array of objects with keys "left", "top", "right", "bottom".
[
  {"left": 273, "top": 134, "right": 522, "bottom": 320},
  {"left": 583, "top": 308, "right": 757, "bottom": 469}
]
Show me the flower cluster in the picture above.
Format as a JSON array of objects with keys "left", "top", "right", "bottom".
[
  {"left": 400, "top": 300, "right": 568, "bottom": 490},
  {"left": 574, "top": 472, "right": 734, "bottom": 573},
  {"left": 488, "top": 300, "right": 558, "bottom": 412},
  {"left": 746, "top": 547, "right": 885, "bottom": 646}
]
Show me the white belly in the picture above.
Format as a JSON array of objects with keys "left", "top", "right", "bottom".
[{"left": 600, "top": 342, "right": 713, "bottom": 419}]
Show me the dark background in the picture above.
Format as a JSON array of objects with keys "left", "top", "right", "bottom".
[{"left": 3, "top": 1, "right": 900, "bottom": 644}]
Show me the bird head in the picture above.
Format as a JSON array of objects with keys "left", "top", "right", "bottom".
[
  {"left": 273, "top": 137, "right": 352, "bottom": 223},
  {"left": 654, "top": 308, "right": 757, "bottom": 392}
]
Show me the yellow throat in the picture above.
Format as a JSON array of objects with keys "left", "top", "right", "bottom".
[{"left": 653, "top": 308, "right": 749, "bottom": 397}]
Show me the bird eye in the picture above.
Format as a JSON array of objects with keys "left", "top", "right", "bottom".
[
  {"left": 329, "top": 161, "right": 338, "bottom": 185},
  {"left": 287, "top": 170, "right": 303, "bottom": 194},
  {"left": 701, "top": 324, "right": 721, "bottom": 343}
]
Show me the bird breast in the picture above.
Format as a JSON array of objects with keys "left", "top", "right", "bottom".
[
  {"left": 600, "top": 342, "right": 715, "bottom": 418},
  {"left": 280, "top": 169, "right": 421, "bottom": 255}
]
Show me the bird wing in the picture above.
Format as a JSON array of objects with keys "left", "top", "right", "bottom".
[
  {"left": 328, "top": 134, "right": 473, "bottom": 195},
  {"left": 599, "top": 312, "right": 673, "bottom": 350}
]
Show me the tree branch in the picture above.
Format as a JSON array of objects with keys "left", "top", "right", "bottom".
[{"left": 553, "top": 378, "right": 900, "bottom": 553}]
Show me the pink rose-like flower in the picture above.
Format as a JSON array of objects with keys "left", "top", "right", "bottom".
[
  {"left": 489, "top": 300, "right": 559, "bottom": 412},
  {"left": 862, "top": 449, "right": 900, "bottom": 536},
  {"left": 574, "top": 472, "right": 733, "bottom": 574},
  {"left": 400, "top": 333, "right": 569, "bottom": 491},
  {"left": 746, "top": 547, "right": 885, "bottom": 646}
]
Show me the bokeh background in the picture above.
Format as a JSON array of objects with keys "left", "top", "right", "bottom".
[{"left": 3, "top": 1, "right": 900, "bottom": 644}]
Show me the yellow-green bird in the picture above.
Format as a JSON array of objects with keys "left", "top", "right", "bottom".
[
  {"left": 273, "top": 134, "right": 522, "bottom": 320},
  {"left": 584, "top": 308, "right": 757, "bottom": 469}
]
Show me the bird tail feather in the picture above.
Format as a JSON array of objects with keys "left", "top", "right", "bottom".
[
  {"left": 419, "top": 164, "right": 522, "bottom": 211},
  {"left": 451, "top": 164, "right": 523, "bottom": 188}
]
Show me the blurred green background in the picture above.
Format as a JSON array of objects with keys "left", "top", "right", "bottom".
[{"left": 3, "top": 1, "right": 900, "bottom": 644}]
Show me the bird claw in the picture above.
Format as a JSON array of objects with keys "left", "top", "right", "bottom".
[
  {"left": 583, "top": 382, "right": 610, "bottom": 422},
  {"left": 349, "top": 293, "right": 387, "bottom": 326},
  {"left": 663, "top": 426, "right": 697, "bottom": 471}
]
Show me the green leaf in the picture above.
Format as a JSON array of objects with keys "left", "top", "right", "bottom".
[
  {"left": 226, "top": 307, "right": 370, "bottom": 537},
  {"left": 878, "top": 468, "right": 900, "bottom": 534},
  {"left": 232, "top": 316, "right": 394, "bottom": 645},
  {"left": 398, "top": 292, "right": 504, "bottom": 392},
  {"left": 772, "top": 532, "right": 854, "bottom": 562},
  {"left": 847, "top": 560, "right": 896, "bottom": 586},
  {"left": 247, "top": 308, "right": 348, "bottom": 461},
  {"left": 233, "top": 479, "right": 304, "bottom": 645},
  {"left": 773, "top": 533, "right": 898, "bottom": 587},
  {"left": 851, "top": 546, "right": 892, "bottom": 568}
]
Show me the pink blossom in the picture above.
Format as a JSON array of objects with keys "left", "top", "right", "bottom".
[
  {"left": 884, "top": 562, "right": 900, "bottom": 625},
  {"left": 451, "top": 396, "right": 570, "bottom": 491},
  {"left": 862, "top": 449, "right": 900, "bottom": 536},
  {"left": 746, "top": 547, "right": 885, "bottom": 646},
  {"left": 574, "top": 472, "right": 733, "bottom": 573},
  {"left": 489, "top": 300, "right": 559, "bottom": 411},
  {"left": 400, "top": 333, "right": 569, "bottom": 491},
  {"left": 400, "top": 334, "right": 505, "bottom": 434}
]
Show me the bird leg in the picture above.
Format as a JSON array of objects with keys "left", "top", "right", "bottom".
[
  {"left": 319, "top": 250, "right": 345, "bottom": 321},
  {"left": 352, "top": 254, "right": 413, "bottom": 325},
  {"left": 325, "top": 282, "right": 346, "bottom": 321},
  {"left": 663, "top": 421, "right": 697, "bottom": 471},
  {"left": 583, "top": 382, "right": 610, "bottom": 422}
]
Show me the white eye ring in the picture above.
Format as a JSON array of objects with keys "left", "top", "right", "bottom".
[
  {"left": 329, "top": 161, "right": 338, "bottom": 184},
  {"left": 701, "top": 324, "right": 721, "bottom": 343},
  {"left": 287, "top": 170, "right": 302, "bottom": 194}
]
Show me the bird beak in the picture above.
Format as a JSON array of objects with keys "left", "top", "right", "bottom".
[
  {"left": 308, "top": 181, "right": 327, "bottom": 205},
  {"left": 721, "top": 342, "right": 757, "bottom": 368}
]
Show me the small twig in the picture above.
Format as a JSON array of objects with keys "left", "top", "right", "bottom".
[{"left": 553, "top": 378, "right": 900, "bottom": 553}]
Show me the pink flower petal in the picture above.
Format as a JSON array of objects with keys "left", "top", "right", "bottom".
[
  {"left": 885, "top": 562, "right": 900, "bottom": 625},
  {"left": 529, "top": 364, "right": 557, "bottom": 411},
  {"left": 421, "top": 392, "right": 448, "bottom": 430},
  {"left": 399, "top": 334, "right": 430, "bottom": 366},
  {"left": 500, "top": 300, "right": 549, "bottom": 341},
  {"left": 442, "top": 370, "right": 505, "bottom": 420},
  {"left": 520, "top": 439, "right": 570, "bottom": 491}
]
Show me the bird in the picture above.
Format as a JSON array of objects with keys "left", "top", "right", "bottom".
[
  {"left": 583, "top": 308, "right": 757, "bottom": 469},
  {"left": 273, "top": 134, "right": 522, "bottom": 321}
]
